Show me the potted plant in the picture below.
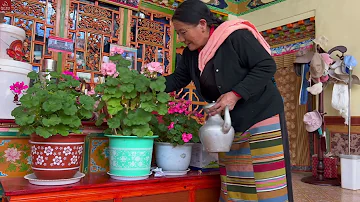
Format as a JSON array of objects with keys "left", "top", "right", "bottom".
[
  {"left": 95, "top": 47, "right": 169, "bottom": 180},
  {"left": 11, "top": 70, "right": 96, "bottom": 180},
  {"left": 151, "top": 93, "right": 202, "bottom": 173}
]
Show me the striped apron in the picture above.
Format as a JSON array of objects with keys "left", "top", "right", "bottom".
[{"left": 219, "top": 115, "right": 289, "bottom": 202}]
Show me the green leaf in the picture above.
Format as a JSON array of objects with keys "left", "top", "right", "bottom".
[
  {"left": 150, "top": 77, "right": 166, "bottom": 92},
  {"left": 123, "top": 109, "right": 152, "bottom": 126},
  {"left": 122, "top": 127, "right": 133, "bottom": 136},
  {"left": 95, "top": 113, "right": 106, "bottom": 126},
  {"left": 63, "top": 104, "right": 78, "bottom": 115},
  {"left": 105, "top": 77, "right": 119, "bottom": 86},
  {"left": 95, "top": 83, "right": 105, "bottom": 93},
  {"left": 79, "top": 109, "right": 93, "bottom": 119},
  {"left": 119, "top": 84, "right": 134, "bottom": 93},
  {"left": 79, "top": 95, "right": 95, "bottom": 110},
  {"left": 104, "top": 86, "right": 117, "bottom": 95},
  {"left": 157, "top": 103, "right": 168, "bottom": 115},
  {"left": 157, "top": 92, "right": 170, "bottom": 103},
  {"left": 22, "top": 126, "right": 35, "bottom": 135},
  {"left": 27, "top": 71, "right": 38, "bottom": 80},
  {"left": 135, "top": 78, "right": 150, "bottom": 92},
  {"left": 19, "top": 94, "right": 35, "bottom": 108},
  {"left": 42, "top": 115, "right": 61, "bottom": 127},
  {"left": 140, "top": 93, "right": 153, "bottom": 102},
  {"left": 107, "top": 98, "right": 123, "bottom": 115},
  {"left": 36, "top": 127, "right": 52, "bottom": 138},
  {"left": 107, "top": 116, "right": 121, "bottom": 129},
  {"left": 140, "top": 102, "right": 155, "bottom": 112},
  {"left": 124, "top": 91, "right": 137, "bottom": 99},
  {"left": 131, "top": 124, "right": 153, "bottom": 137},
  {"left": 14, "top": 113, "right": 35, "bottom": 126},
  {"left": 42, "top": 98, "right": 62, "bottom": 112},
  {"left": 95, "top": 100, "right": 106, "bottom": 111}
]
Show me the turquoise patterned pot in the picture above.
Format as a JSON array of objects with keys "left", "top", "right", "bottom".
[{"left": 105, "top": 135, "right": 157, "bottom": 177}]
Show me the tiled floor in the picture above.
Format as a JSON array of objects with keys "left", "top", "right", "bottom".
[{"left": 292, "top": 172, "right": 360, "bottom": 202}]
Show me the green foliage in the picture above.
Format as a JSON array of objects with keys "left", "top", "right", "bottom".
[
  {"left": 11, "top": 71, "right": 96, "bottom": 138},
  {"left": 95, "top": 53, "right": 169, "bottom": 137}
]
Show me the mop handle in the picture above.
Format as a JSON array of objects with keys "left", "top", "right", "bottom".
[{"left": 348, "top": 66, "right": 352, "bottom": 155}]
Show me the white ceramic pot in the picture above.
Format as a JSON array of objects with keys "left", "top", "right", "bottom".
[
  {"left": 0, "top": 59, "right": 32, "bottom": 119},
  {"left": 155, "top": 142, "right": 193, "bottom": 171},
  {"left": 0, "top": 24, "right": 26, "bottom": 60},
  {"left": 340, "top": 154, "right": 360, "bottom": 190}
]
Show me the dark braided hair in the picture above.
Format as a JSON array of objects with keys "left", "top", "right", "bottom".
[{"left": 172, "top": 0, "right": 224, "bottom": 27}]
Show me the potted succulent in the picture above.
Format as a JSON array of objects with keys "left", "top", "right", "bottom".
[
  {"left": 151, "top": 93, "right": 202, "bottom": 172},
  {"left": 95, "top": 47, "right": 169, "bottom": 180},
  {"left": 11, "top": 70, "right": 96, "bottom": 180}
]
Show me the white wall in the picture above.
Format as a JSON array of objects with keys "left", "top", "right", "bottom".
[{"left": 233, "top": 0, "right": 360, "bottom": 116}]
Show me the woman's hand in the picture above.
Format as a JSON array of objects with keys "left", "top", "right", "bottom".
[{"left": 207, "top": 92, "right": 241, "bottom": 116}]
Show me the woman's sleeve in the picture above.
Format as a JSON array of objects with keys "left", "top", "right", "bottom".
[
  {"left": 230, "top": 29, "right": 277, "bottom": 101},
  {"left": 165, "top": 49, "right": 192, "bottom": 93}
]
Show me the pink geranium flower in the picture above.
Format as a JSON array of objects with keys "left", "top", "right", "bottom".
[
  {"left": 110, "top": 46, "right": 125, "bottom": 56},
  {"left": 182, "top": 133, "right": 193, "bottom": 143},
  {"left": 62, "top": 70, "right": 79, "bottom": 80},
  {"left": 4, "top": 148, "right": 21, "bottom": 162},
  {"left": 168, "top": 122, "right": 175, "bottom": 130},
  {"left": 101, "top": 62, "right": 117, "bottom": 76},
  {"left": 147, "top": 62, "right": 164, "bottom": 74},
  {"left": 9, "top": 81, "right": 28, "bottom": 95}
]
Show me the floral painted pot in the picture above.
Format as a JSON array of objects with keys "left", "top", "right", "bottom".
[
  {"left": 155, "top": 142, "right": 193, "bottom": 171},
  {"left": 30, "top": 134, "right": 86, "bottom": 180}
]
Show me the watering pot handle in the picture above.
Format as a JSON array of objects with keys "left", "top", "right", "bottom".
[{"left": 222, "top": 105, "right": 232, "bottom": 133}]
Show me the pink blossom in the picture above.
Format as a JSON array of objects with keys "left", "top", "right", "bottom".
[
  {"left": 110, "top": 46, "right": 124, "bottom": 56},
  {"left": 113, "top": 72, "right": 119, "bottom": 78},
  {"left": 182, "top": 133, "right": 193, "bottom": 143},
  {"left": 146, "top": 62, "right": 164, "bottom": 74},
  {"left": 168, "top": 122, "right": 175, "bottom": 130},
  {"left": 62, "top": 71, "right": 79, "bottom": 80},
  {"left": 4, "top": 148, "right": 21, "bottom": 162},
  {"left": 9, "top": 81, "right": 28, "bottom": 95},
  {"left": 87, "top": 89, "right": 95, "bottom": 95},
  {"left": 101, "top": 62, "right": 117, "bottom": 76}
]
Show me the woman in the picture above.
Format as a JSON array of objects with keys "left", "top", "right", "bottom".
[{"left": 165, "top": 0, "right": 293, "bottom": 201}]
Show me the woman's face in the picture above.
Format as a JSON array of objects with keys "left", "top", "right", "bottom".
[{"left": 173, "top": 19, "right": 209, "bottom": 51}]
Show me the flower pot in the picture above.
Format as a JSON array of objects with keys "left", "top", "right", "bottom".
[
  {"left": 30, "top": 134, "right": 86, "bottom": 180},
  {"left": 0, "top": 59, "right": 32, "bottom": 119},
  {"left": 106, "top": 135, "right": 157, "bottom": 177},
  {"left": 340, "top": 154, "right": 360, "bottom": 190},
  {"left": 0, "top": 24, "right": 26, "bottom": 60},
  {"left": 155, "top": 142, "right": 193, "bottom": 171}
]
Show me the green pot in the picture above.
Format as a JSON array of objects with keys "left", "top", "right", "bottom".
[{"left": 105, "top": 135, "right": 158, "bottom": 177}]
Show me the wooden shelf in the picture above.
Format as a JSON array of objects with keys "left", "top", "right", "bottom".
[{"left": 1, "top": 171, "right": 220, "bottom": 202}]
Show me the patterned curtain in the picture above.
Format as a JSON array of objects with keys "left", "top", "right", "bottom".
[{"left": 273, "top": 52, "right": 311, "bottom": 171}]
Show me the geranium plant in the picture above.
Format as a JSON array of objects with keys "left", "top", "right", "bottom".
[
  {"left": 151, "top": 93, "right": 203, "bottom": 145},
  {"left": 95, "top": 47, "right": 170, "bottom": 137},
  {"left": 11, "top": 70, "right": 96, "bottom": 138}
]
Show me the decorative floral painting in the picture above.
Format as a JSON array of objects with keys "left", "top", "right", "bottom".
[
  {"left": 89, "top": 138, "right": 109, "bottom": 173},
  {"left": 0, "top": 139, "right": 32, "bottom": 177}
]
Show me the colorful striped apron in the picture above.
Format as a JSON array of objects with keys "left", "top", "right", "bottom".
[{"left": 219, "top": 115, "right": 289, "bottom": 202}]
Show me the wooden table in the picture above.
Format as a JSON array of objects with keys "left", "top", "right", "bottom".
[{"left": 1, "top": 171, "right": 220, "bottom": 202}]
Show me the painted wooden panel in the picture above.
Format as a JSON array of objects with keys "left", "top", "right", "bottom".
[{"left": 64, "top": 0, "right": 125, "bottom": 87}]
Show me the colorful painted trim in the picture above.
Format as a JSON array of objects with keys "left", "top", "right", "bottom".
[{"left": 271, "top": 39, "right": 314, "bottom": 57}]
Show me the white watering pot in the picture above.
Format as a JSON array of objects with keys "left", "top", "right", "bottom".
[
  {"left": 199, "top": 103, "right": 235, "bottom": 153},
  {"left": 0, "top": 59, "right": 32, "bottom": 119},
  {"left": 0, "top": 24, "right": 26, "bottom": 60}
]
